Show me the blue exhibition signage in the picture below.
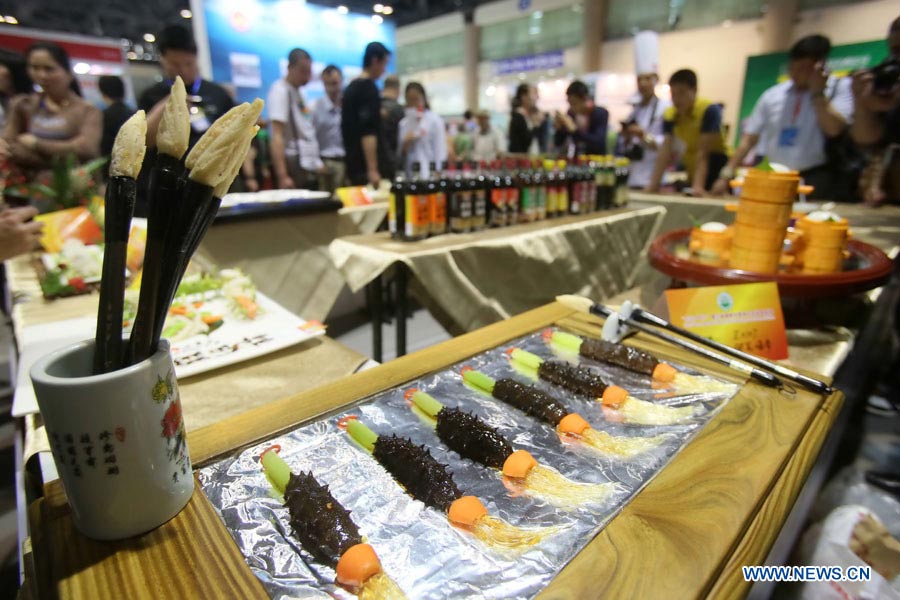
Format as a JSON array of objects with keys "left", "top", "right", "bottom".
[
  {"left": 494, "top": 50, "right": 564, "bottom": 75},
  {"left": 201, "top": 0, "right": 395, "bottom": 114}
]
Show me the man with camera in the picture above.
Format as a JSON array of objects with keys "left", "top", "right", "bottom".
[
  {"left": 851, "top": 17, "right": 900, "bottom": 205},
  {"left": 620, "top": 31, "right": 669, "bottom": 189},
  {"left": 710, "top": 35, "right": 853, "bottom": 199}
]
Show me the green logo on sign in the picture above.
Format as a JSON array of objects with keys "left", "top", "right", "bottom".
[{"left": 717, "top": 292, "right": 734, "bottom": 311}]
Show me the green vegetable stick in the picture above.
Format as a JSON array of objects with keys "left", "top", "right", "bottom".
[
  {"left": 347, "top": 420, "right": 378, "bottom": 453},
  {"left": 510, "top": 348, "right": 544, "bottom": 370},
  {"left": 462, "top": 369, "right": 496, "bottom": 394},
  {"left": 551, "top": 331, "right": 583, "bottom": 353},
  {"left": 261, "top": 450, "right": 291, "bottom": 496},
  {"left": 410, "top": 391, "right": 444, "bottom": 419}
]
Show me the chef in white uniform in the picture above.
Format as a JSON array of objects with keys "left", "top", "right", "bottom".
[{"left": 622, "top": 31, "right": 670, "bottom": 189}]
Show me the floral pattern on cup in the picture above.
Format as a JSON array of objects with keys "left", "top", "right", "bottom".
[{"left": 155, "top": 369, "right": 189, "bottom": 483}]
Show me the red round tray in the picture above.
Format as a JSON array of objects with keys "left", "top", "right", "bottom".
[{"left": 648, "top": 228, "right": 894, "bottom": 298}]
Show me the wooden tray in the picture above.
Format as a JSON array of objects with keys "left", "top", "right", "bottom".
[
  {"left": 26, "top": 302, "right": 843, "bottom": 600},
  {"left": 648, "top": 227, "right": 893, "bottom": 298}
]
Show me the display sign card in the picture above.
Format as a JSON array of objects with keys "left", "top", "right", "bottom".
[{"left": 665, "top": 282, "right": 788, "bottom": 360}]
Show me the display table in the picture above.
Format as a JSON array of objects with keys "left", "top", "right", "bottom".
[
  {"left": 4, "top": 252, "right": 369, "bottom": 455},
  {"left": 329, "top": 205, "right": 666, "bottom": 359},
  {"left": 22, "top": 301, "right": 843, "bottom": 599},
  {"left": 196, "top": 202, "right": 387, "bottom": 322}
]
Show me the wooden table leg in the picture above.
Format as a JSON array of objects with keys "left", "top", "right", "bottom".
[
  {"left": 395, "top": 263, "right": 408, "bottom": 358},
  {"left": 366, "top": 276, "right": 383, "bottom": 363}
]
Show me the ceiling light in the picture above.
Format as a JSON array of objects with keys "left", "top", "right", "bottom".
[
  {"left": 143, "top": 33, "right": 156, "bottom": 43},
  {"left": 337, "top": 5, "right": 348, "bottom": 14},
  {"left": 126, "top": 51, "right": 138, "bottom": 60},
  {"left": 371, "top": 14, "right": 383, "bottom": 23},
  {"left": 382, "top": 6, "right": 393, "bottom": 14},
  {"left": 4, "top": 16, "right": 18, "bottom": 24},
  {"left": 180, "top": 9, "right": 192, "bottom": 18},
  {"left": 73, "top": 62, "right": 91, "bottom": 75},
  {"left": 374, "top": 3, "right": 384, "bottom": 12}
]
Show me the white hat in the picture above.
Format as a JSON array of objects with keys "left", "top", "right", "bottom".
[{"left": 634, "top": 30, "right": 659, "bottom": 76}]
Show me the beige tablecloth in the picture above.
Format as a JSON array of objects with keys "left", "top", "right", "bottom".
[
  {"left": 330, "top": 206, "right": 666, "bottom": 334},
  {"left": 195, "top": 202, "right": 387, "bottom": 321}
]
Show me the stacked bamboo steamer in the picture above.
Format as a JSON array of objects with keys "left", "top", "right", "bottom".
[
  {"left": 795, "top": 211, "right": 850, "bottom": 273},
  {"left": 729, "top": 169, "right": 800, "bottom": 273}
]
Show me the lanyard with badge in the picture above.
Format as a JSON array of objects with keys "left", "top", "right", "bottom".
[
  {"left": 175, "top": 79, "right": 212, "bottom": 133},
  {"left": 778, "top": 90, "right": 804, "bottom": 148}
]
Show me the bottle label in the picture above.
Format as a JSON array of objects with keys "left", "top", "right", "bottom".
[
  {"left": 405, "top": 194, "right": 430, "bottom": 237},
  {"left": 389, "top": 192, "right": 397, "bottom": 234},
  {"left": 430, "top": 193, "right": 447, "bottom": 234}
]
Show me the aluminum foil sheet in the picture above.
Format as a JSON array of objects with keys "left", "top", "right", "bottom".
[{"left": 199, "top": 329, "right": 740, "bottom": 599}]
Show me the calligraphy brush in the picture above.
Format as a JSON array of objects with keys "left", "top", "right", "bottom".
[
  {"left": 555, "top": 294, "right": 789, "bottom": 391},
  {"left": 92, "top": 111, "right": 146, "bottom": 374},
  {"left": 127, "top": 77, "right": 190, "bottom": 365},
  {"left": 148, "top": 100, "right": 264, "bottom": 353}
]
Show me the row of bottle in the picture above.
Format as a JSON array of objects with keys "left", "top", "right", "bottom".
[{"left": 388, "top": 156, "right": 631, "bottom": 241}]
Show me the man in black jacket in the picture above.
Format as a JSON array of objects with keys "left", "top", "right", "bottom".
[
  {"left": 98, "top": 75, "right": 134, "bottom": 160},
  {"left": 553, "top": 80, "right": 609, "bottom": 156}
]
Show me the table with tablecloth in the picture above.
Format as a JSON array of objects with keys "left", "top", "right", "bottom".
[
  {"left": 195, "top": 202, "right": 387, "bottom": 322},
  {"left": 329, "top": 205, "right": 667, "bottom": 353}
]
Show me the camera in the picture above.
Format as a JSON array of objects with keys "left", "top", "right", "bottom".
[
  {"left": 871, "top": 56, "right": 900, "bottom": 94},
  {"left": 623, "top": 143, "right": 645, "bottom": 161},
  {"left": 619, "top": 118, "right": 645, "bottom": 161}
]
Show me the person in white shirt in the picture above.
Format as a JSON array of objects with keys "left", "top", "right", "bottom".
[
  {"left": 266, "top": 48, "right": 324, "bottom": 190},
  {"left": 471, "top": 110, "right": 505, "bottom": 162},
  {"left": 621, "top": 72, "right": 669, "bottom": 188},
  {"left": 398, "top": 81, "right": 447, "bottom": 177},
  {"left": 711, "top": 35, "right": 854, "bottom": 199},
  {"left": 311, "top": 64, "right": 345, "bottom": 191}
]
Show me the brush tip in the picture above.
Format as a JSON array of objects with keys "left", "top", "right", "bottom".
[
  {"left": 460, "top": 366, "right": 473, "bottom": 375},
  {"left": 404, "top": 388, "right": 418, "bottom": 400},
  {"left": 541, "top": 328, "right": 553, "bottom": 341},
  {"left": 556, "top": 294, "right": 594, "bottom": 313}
]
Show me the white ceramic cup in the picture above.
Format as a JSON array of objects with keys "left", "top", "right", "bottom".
[{"left": 30, "top": 339, "right": 193, "bottom": 540}]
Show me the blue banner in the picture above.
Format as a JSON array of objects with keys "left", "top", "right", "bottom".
[
  {"left": 493, "top": 50, "right": 564, "bottom": 76},
  {"left": 202, "top": 0, "right": 395, "bottom": 114}
]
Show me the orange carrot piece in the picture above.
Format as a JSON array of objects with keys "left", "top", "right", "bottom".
[
  {"left": 601, "top": 385, "right": 629, "bottom": 409},
  {"left": 337, "top": 415, "right": 358, "bottom": 430},
  {"left": 448, "top": 496, "right": 487, "bottom": 526},
  {"left": 335, "top": 543, "right": 382, "bottom": 588},
  {"left": 202, "top": 314, "right": 223, "bottom": 325},
  {"left": 169, "top": 305, "right": 187, "bottom": 315},
  {"left": 235, "top": 295, "right": 258, "bottom": 318},
  {"left": 502, "top": 449, "right": 538, "bottom": 479},
  {"left": 652, "top": 363, "right": 677, "bottom": 383},
  {"left": 557, "top": 413, "right": 590, "bottom": 435}
]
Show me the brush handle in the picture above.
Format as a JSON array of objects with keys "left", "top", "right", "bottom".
[
  {"left": 150, "top": 180, "right": 215, "bottom": 349},
  {"left": 633, "top": 308, "right": 832, "bottom": 395},
  {"left": 591, "top": 306, "right": 782, "bottom": 388},
  {"left": 127, "top": 154, "right": 185, "bottom": 365},
  {"left": 93, "top": 177, "right": 135, "bottom": 374}
]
